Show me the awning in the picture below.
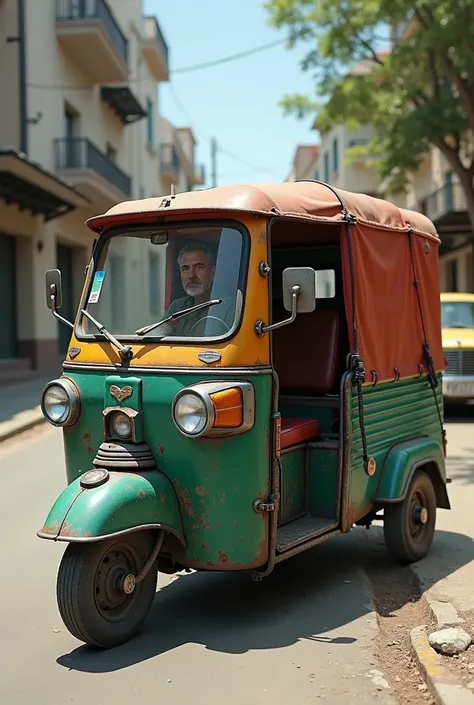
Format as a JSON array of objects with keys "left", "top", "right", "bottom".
[
  {"left": 101, "top": 86, "right": 147, "bottom": 125},
  {"left": 0, "top": 148, "right": 90, "bottom": 221}
]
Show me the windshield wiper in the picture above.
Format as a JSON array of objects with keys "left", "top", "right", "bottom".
[
  {"left": 135, "top": 299, "right": 222, "bottom": 337},
  {"left": 81, "top": 309, "right": 133, "bottom": 360}
]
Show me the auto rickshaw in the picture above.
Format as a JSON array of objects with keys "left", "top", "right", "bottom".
[{"left": 37, "top": 180, "right": 450, "bottom": 648}]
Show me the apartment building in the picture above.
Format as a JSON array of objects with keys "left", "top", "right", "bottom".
[
  {"left": 0, "top": 0, "right": 170, "bottom": 383},
  {"left": 159, "top": 117, "right": 205, "bottom": 194},
  {"left": 287, "top": 144, "right": 319, "bottom": 181}
]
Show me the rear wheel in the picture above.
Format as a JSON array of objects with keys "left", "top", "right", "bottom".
[
  {"left": 56, "top": 531, "right": 158, "bottom": 648},
  {"left": 383, "top": 470, "right": 437, "bottom": 563}
]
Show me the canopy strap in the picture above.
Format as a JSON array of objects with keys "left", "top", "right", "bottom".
[
  {"left": 296, "top": 179, "right": 369, "bottom": 472},
  {"left": 407, "top": 228, "right": 446, "bottom": 451}
]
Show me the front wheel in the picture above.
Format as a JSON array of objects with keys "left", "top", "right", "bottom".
[
  {"left": 56, "top": 531, "right": 158, "bottom": 648},
  {"left": 383, "top": 470, "right": 437, "bottom": 564}
]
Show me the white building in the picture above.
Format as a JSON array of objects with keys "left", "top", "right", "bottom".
[{"left": 0, "top": 0, "right": 172, "bottom": 383}]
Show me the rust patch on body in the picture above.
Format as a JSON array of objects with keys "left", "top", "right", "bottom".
[
  {"left": 87, "top": 446, "right": 94, "bottom": 454},
  {"left": 59, "top": 523, "right": 92, "bottom": 538},
  {"left": 158, "top": 445, "right": 165, "bottom": 455},
  {"left": 138, "top": 490, "right": 146, "bottom": 499},
  {"left": 201, "top": 543, "right": 209, "bottom": 551},
  {"left": 172, "top": 480, "right": 194, "bottom": 518},
  {"left": 82, "top": 432, "right": 91, "bottom": 443},
  {"left": 160, "top": 492, "right": 167, "bottom": 503},
  {"left": 41, "top": 522, "right": 62, "bottom": 536},
  {"left": 217, "top": 550, "right": 229, "bottom": 564},
  {"left": 196, "top": 486, "right": 207, "bottom": 496}
]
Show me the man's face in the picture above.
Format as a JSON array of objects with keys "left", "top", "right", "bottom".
[{"left": 180, "top": 249, "right": 215, "bottom": 297}]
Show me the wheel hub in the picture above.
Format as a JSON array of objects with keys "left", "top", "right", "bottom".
[
  {"left": 121, "top": 573, "right": 136, "bottom": 595},
  {"left": 414, "top": 505, "right": 428, "bottom": 525}
]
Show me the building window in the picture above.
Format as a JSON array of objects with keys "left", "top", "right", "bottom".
[
  {"left": 149, "top": 251, "right": 160, "bottom": 313},
  {"left": 146, "top": 98, "right": 154, "bottom": 146},
  {"left": 323, "top": 152, "right": 329, "bottom": 182},
  {"left": 332, "top": 138, "right": 338, "bottom": 174}
]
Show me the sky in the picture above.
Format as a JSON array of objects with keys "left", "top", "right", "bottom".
[{"left": 144, "top": 0, "right": 318, "bottom": 187}]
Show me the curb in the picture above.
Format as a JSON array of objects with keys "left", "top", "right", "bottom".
[
  {"left": 410, "top": 598, "right": 474, "bottom": 705},
  {"left": 0, "top": 409, "right": 45, "bottom": 444}
]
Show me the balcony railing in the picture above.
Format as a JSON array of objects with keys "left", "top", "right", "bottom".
[
  {"left": 143, "top": 16, "right": 169, "bottom": 64},
  {"left": 160, "top": 144, "right": 180, "bottom": 174},
  {"left": 424, "top": 181, "right": 467, "bottom": 223},
  {"left": 55, "top": 138, "right": 131, "bottom": 196},
  {"left": 56, "top": 0, "right": 128, "bottom": 64}
]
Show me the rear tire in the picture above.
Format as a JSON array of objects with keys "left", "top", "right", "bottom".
[
  {"left": 56, "top": 531, "right": 158, "bottom": 648},
  {"left": 383, "top": 470, "right": 437, "bottom": 564}
]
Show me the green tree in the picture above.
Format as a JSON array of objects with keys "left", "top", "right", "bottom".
[{"left": 265, "top": 0, "right": 474, "bottom": 230}]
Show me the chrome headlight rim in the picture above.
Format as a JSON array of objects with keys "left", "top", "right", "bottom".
[
  {"left": 172, "top": 389, "right": 214, "bottom": 438},
  {"left": 41, "top": 377, "right": 81, "bottom": 427}
]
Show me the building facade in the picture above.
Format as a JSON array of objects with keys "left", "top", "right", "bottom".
[{"left": 0, "top": 0, "right": 173, "bottom": 383}]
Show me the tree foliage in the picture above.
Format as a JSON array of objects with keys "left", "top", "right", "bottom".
[{"left": 266, "top": 0, "right": 474, "bottom": 216}]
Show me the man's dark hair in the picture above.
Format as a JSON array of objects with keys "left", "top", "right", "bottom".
[{"left": 177, "top": 239, "right": 215, "bottom": 267}]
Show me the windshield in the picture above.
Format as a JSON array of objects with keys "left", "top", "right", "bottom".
[
  {"left": 441, "top": 301, "right": 474, "bottom": 328},
  {"left": 79, "top": 223, "right": 246, "bottom": 341}
]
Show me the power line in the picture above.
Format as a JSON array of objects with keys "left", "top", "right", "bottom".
[
  {"left": 26, "top": 38, "right": 288, "bottom": 90},
  {"left": 172, "top": 38, "right": 286, "bottom": 74}
]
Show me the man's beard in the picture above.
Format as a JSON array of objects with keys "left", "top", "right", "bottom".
[{"left": 184, "top": 282, "right": 205, "bottom": 296}]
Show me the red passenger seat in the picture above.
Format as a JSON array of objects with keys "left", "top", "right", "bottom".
[{"left": 272, "top": 306, "right": 341, "bottom": 449}]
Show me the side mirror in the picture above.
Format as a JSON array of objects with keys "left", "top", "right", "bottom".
[
  {"left": 282, "top": 267, "right": 316, "bottom": 313},
  {"left": 45, "top": 269, "right": 63, "bottom": 310}
]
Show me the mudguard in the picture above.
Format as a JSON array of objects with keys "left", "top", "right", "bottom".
[
  {"left": 37, "top": 469, "right": 185, "bottom": 543},
  {"left": 375, "top": 436, "right": 450, "bottom": 509}
]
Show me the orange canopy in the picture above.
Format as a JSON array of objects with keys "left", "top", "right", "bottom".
[{"left": 86, "top": 181, "right": 444, "bottom": 383}]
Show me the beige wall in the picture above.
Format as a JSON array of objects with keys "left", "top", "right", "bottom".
[
  {"left": 0, "top": 0, "right": 172, "bottom": 375},
  {"left": 0, "top": 1, "right": 21, "bottom": 147}
]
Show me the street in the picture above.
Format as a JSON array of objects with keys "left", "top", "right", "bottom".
[{"left": 0, "top": 412, "right": 472, "bottom": 705}]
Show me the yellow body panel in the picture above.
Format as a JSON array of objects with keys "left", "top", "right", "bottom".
[{"left": 65, "top": 214, "right": 271, "bottom": 368}]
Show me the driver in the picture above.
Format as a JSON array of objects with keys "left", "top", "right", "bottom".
[{"left": 155, "top": 239, "right": 236, "bottom": 336}]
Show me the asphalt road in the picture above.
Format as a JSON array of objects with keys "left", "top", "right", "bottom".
[{"left": 2, "top": 407, "right": 472, "bottom": 705}]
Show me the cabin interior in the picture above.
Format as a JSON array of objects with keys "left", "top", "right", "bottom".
[{"left": 269, "top": 219, "right": 350, "bottom": 552}]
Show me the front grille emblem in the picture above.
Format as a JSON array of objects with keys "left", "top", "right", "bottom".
[{"left": 110, "top": 384, "right": 133, "bottom": 402}]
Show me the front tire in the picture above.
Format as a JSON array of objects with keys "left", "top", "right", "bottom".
[
  {"left": 57, "top": 531, "right": 158, "bottom": 648},
  {"left": 383, "top": 470, "right": 437, "bottom": 564}
]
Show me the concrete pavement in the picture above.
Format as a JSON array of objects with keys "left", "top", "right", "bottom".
[
  {"left": 0, "top": 376, "right": 52, "bottom": 442},
  {"left": 0, "top": 427, "right": 395, "bottom": 705}
]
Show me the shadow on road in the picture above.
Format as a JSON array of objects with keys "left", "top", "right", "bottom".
[{"left": 56, "top": 526, "right": 473, "bottom": 674}]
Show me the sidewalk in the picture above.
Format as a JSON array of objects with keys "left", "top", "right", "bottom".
[{"left": 0, "top": 377, "right": 52, "bottom": 443}]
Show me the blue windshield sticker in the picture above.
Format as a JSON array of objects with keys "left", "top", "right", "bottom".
[{"left": 88, "top": 271, "right": 106, "bottom": 303}]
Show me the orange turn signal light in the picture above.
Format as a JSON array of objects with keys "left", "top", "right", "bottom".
[{"left": 210, "top": 387, "right": 243, "bottom": 428}]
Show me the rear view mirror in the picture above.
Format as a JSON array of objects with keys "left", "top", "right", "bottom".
[
  {"left": 45, "top": 269, "right": 63, "bottom": 310},
  {"left": 282, "top": 267, "right": 316, "bottom": 313}
]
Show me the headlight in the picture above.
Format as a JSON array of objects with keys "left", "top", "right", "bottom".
[
  {"left": 41, "top": 378, "right": 80, "bottom": 427},
  {"left": 173, "top": 393, "right": 208, "bottom": 435},
  {"left": 111, "top": 411, "right": 132, "bottom": 439}
]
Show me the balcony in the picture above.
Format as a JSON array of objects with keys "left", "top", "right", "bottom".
[
  {"left": 56, "top": 0, "right": 128, "bottom": 84},
  {"left": 55, "top": 138, "right": 131, "bottom": 207},
  {"left": 142, "top": 16, "right": 169, "bottom": 82},
  {"left": 422, "top": 182, "right": 471, "bottom": 233},
  {"left": 160, "top": 144, "right": 180, "bottom": 185}
]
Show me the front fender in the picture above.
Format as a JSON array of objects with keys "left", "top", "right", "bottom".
[
  {"left": 37, "top": 470, "right": 185, "bottom": 543},
  {"left": 375, "top": 436, "right": 449, "bottom": 508}
]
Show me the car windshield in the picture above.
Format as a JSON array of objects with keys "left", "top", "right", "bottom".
[
  {"left": 79, "top": 223, "right": 246, "bottom": 340},
  {"left": 441, "top": 301, "right": 474, "bottom": 328}
]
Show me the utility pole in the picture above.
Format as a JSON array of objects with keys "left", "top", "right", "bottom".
[{"left": 211, "top": 137, "right": 217, "bottom": 187}]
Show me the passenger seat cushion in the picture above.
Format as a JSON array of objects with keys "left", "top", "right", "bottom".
[
  {"left": 273, "top": 307, "right": 341, "bottom": 394},
  {"left": 280, "top": 417, "right": 321, "bottom": 449}
]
